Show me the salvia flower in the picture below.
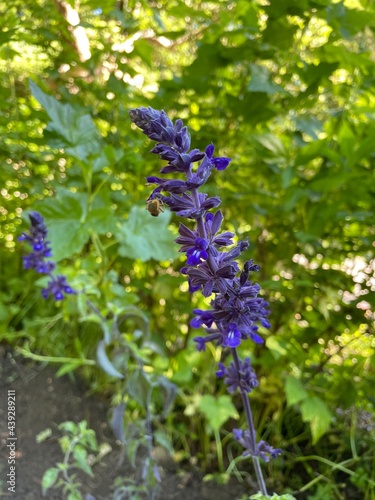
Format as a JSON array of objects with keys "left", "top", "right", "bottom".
[
  {"left": 130, "top": 106, "right": 271, "bottom": 347},
  {"left": 216, "top": 357, "right": 259, "bottom": 394},
  {"left": 130, "top": 107, "right": 279, "bottom": 476},
  {"left": 19, "top": 211, "right": 74, "bottom": 301},
  {"left": 233, "top": 429, "right": 282, "bottom": 462}
]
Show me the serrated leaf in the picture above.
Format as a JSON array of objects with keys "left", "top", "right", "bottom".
[
  {"left": 116, "top": 206, "right": 177, "bottom": 261},
  {"left": 96, "top": 340, "right": 124, "bottom": 379},
  {"left": 285, "top": 376, "right": 308, "bottom": 405},
  {"left": 198, "top": 395, "right": 239, "bottom": 432},
  {"left": 34, "top": 191, "right": 88, "bottom": 261},
  {"left": 34, "top": 189, "right": 115, "bottom": 261},
  {"left": 29, "top": 80, "right": 101, "bottom": 160},
  {"left": 41, "top": 467, "right": 59, "bottom": 494},
  {"left": 301, "top": 396, "right": 332, "bottom": 444}
]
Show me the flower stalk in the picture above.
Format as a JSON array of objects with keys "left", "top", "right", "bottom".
[{"left": 129, "top": 107, "right": 281, "bottom": 495}]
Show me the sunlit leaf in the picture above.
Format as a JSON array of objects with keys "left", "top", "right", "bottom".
[
  {"left": 198, "top": 395, "right": 239, "bottom": 433},
  {"left": 116, "top": 206, "right": 178, "bottom": 261}
]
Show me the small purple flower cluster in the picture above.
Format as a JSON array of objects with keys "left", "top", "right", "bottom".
[
  {"left": 129, "top": 107, "right": 270, "bottom": 352},
  {"left": 216, "top": 357, "right": 259, "bottom": 394},
  {"left": 233, "top": 429, "right": 282, "bottom": 462},
  {"left": 130, "top": 106, "right": 280, "bottom": 470},
  {"left": 19, "top": 212, "right": 74, "bottom": 300}
]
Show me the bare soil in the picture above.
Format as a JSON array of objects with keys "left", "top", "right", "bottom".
[{"left": 0, "top": 347, "right": 254, "bottom": 500}]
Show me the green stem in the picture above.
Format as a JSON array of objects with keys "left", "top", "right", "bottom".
[
  {"left": 214, "top": 428, "right": 224, "bottom": 473},
  {"left": 16, "top": 347, "right": 95, "bottom": 366}
]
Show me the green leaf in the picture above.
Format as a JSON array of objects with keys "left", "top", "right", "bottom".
[
  {"left": 55, "top": 362, "right": 82, "bottom": 377},
  {"left": 126, "top": 369, "right": 151, "bottom": 408},
  {"left": 255, "top": 133, "right": 286, "bottom": 157},
  {"left": 29, "top": 80, "right": 101, "bottom": 160},
  {"left": 58, "top": 421, "right": 77, "bottom": 434},
  {"left": 285, "top": 376, "right": 308, "bottom": 405},
  {"left": 67, "top": 492, "right": 83, "bottom": 500},
  {"left": 36, "top": 428, "right": 52, "bottom": 443},
  {"left": 154, "top": 429, "right": 174, "bottom": 454},
  {"left": 301, "top": 396, "right": 332, "bottom": 444},
  {"left": 34, "top": 188, "right": 115, "bottom": 261},
  {"left": 41, "top": 467, "right": 59, "bottom": 495},
  {"left": 72, "top": 446, "right": 93, "bottom": 477},
  {"left": 266, "top": 336, "right": 289, "bottom": 360},
  {"left": 116, "top": 206, "right": 178, "bottom": 261},
  {"left": 248, "top": 64, "right": 284, "bottom": 94},
  {"left": 86, "top": 207, "right": 117, "bottom": 234},
  {"left": 338, "top": 121, "right": 356, "bottom": 166},
  {"left": 34, "top": 191, "right": 88, "bottom": 261},
  {"left": 96, "top": 340, "right": 124, "bottom": 379},
  {"left": 198, "top": 395, "right": 239, "bottom": 433},
  {"left": 154, "top": 375, "right": 177, "bottom": 417}
]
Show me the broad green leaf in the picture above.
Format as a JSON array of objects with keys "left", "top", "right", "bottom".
[
  {"left": 248, "top": 64, "right": 284, "bottom": 94},
  {"left": 116, "top": 206, "right": 177, "bottom": 261},
  {"left": 198, "top": 395, "right": 239, "bottom": 433},
  {"left": 284, "top": 376, "right": 308, "bottom": 406},
  {"left": 34, "top": 189, "right": 115, "bottom": 261},
  {"left": 29, "top": 80, "right": 101, "bottom": 160},
  {"left": 34, "top": 190, "right": 87, "bottom": 260},
  {"left": 301, "top": 396, "right": 332, "bottom": 444}
]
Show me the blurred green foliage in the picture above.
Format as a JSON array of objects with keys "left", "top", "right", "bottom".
[{"left": 1, "top": 0, "right": 375, "bottom": 497}]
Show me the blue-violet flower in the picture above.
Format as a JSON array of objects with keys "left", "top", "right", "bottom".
[{"left": 19, "top": 211, "right": 74, "bottom": 301}]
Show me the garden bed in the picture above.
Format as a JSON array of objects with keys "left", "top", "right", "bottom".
[{"left": 0, "top": 347, "right": 251, "bottom": 500}]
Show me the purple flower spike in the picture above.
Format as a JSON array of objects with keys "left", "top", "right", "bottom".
[
  {"left": 42, "top": 275, "right": 75, "bottom": 301},
  {"left": 19, "top": 212, "right": 74, "bottom": 301},
  {"left": 130, "top": 107, "right": 280, "bottom": 485}
]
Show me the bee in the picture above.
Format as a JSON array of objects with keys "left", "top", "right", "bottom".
[{"left": 146, "top": 197, "right": 164, "bottom": 217}]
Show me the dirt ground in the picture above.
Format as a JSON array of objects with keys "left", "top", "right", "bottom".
[{"left": 0, "top": 347, "right": 256, "bottom": 500}]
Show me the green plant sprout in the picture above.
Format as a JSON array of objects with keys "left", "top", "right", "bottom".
[{"left": 38, "top": 420, "right": 99, "bottom": 500}]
